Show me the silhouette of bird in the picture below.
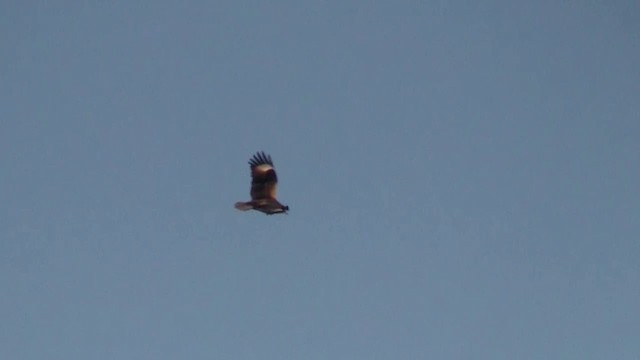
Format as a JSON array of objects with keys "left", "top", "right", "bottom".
[{"left": 234, "top": 151, "right": 289, "bottom": 215}]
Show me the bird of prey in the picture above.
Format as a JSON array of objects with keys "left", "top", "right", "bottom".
[{"left": 234, "top": 151, "right": 289, "bottom": 215}]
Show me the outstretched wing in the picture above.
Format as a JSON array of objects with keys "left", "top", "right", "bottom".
[{"left": 248, "top": 151, "right": 278, "bottom": 200}]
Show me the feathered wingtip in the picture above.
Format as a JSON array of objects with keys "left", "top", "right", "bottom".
[
  {"left": 249, "top": 151, "right": 274, "bottom": 168},
  {"left": 234, "top": 202, "right": 253, "bottom": 211}
]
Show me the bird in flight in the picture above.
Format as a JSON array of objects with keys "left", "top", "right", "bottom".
[{"left": 235, "top": 151, "right": 289, "bottom": 215}]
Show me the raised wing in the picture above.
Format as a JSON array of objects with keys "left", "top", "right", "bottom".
[{"left": 249, "top": 151, "right": 278, "bottom": 200}]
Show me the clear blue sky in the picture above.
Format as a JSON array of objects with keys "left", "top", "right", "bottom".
[{"left": 2, "top": 2, "right": 639, "bottom": 359}]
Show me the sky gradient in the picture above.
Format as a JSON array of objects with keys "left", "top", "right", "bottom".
[{"left": 2, "top": 1, "right": 639, "bottom": 359}]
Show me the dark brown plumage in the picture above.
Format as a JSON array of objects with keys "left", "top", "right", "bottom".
[{"left": 235, "top": 151, "right": 289, "bottom": 215}]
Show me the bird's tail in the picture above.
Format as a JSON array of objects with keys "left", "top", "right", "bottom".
[{"left": 234, "top": 202, "right": 253, "bottom": 211}]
